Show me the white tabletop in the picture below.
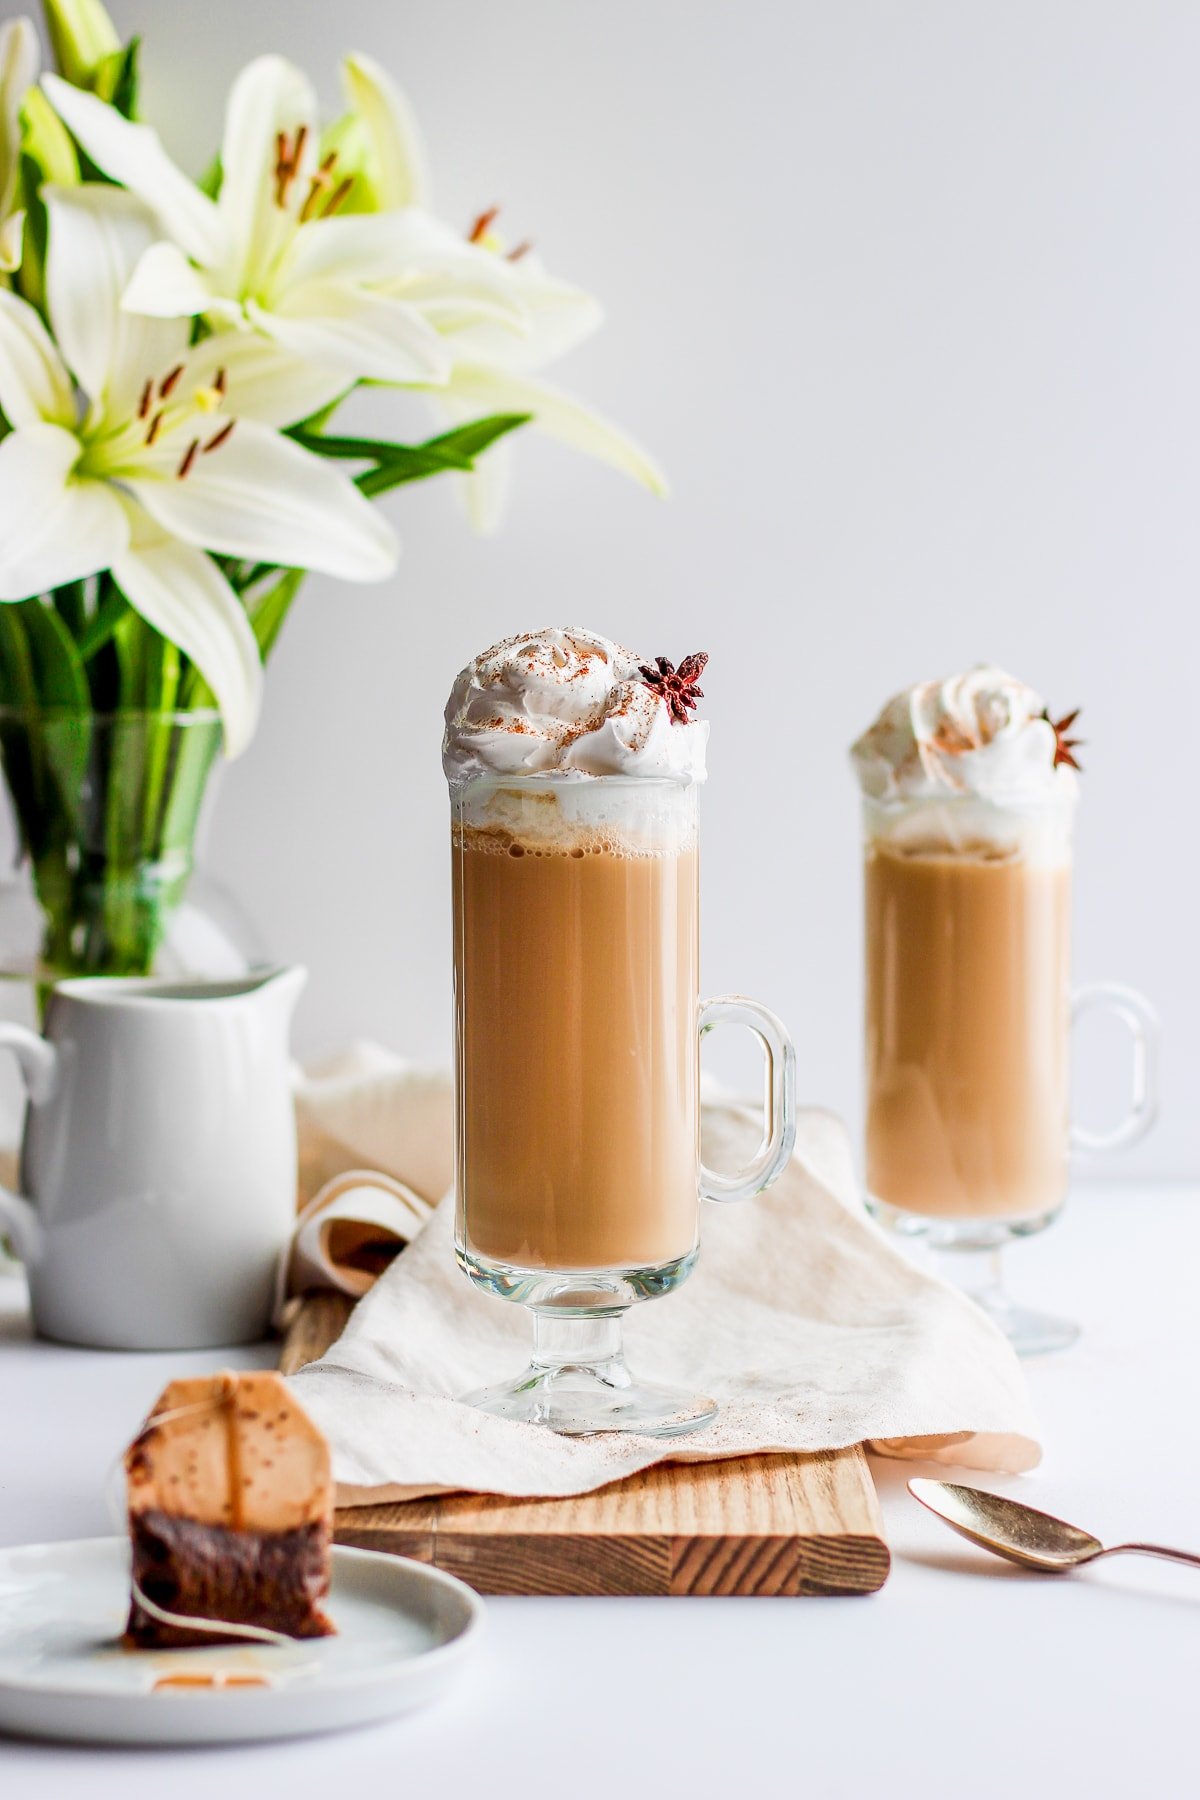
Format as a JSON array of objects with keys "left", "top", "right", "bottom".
[{"left": 0, "top": 1181, "right": 1195, "bottom": 1799}]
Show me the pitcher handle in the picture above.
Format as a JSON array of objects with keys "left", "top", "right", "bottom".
[
  {"left": 698, "top": 996, "right": 797, "bottom": 1202},
  {"left": 1070, "top": 983, "right": 1159, "bottom": 1155},
  {"left": 0, "top": 1023, "right": 56, "bottom": 1105}
]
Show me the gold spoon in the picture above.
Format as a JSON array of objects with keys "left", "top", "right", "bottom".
[{"left": 909, "top": 1478, "right": 1200, "bottom": 1575}]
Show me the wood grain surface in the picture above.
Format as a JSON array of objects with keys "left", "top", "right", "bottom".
[{"left": 282, "top": 1291, "right": 890, "bottom": 1597}]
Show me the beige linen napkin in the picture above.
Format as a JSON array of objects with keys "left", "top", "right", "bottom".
[
  {"left": 275, "top": 1045, "right": 451, "bottom": 1318},
  {"left": 284, "top": 1049, "right": 1040, "bottom": 1500}
]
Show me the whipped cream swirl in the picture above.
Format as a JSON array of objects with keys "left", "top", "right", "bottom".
[
  {"left": 851, "top": 666, "right": 1076, "bottom": 806},
  {"left": 442, "top": 627, "right": 709, "bottom": 789}
]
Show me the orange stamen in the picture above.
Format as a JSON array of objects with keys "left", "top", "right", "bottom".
[
  {"left": 468, "top": 205, "right": 500, "bottom": 244},
  {"left": 177, "top": 437, "right": 200, "bottom": 479},
  {"left": 137, "top": 379, "right": 153, "bottom": 419},
  {"left": 159, "top": 364, "right": 184, "bottom": 399},
  {"left": 299, "top": 178, "right": 324, "bottom": 224},
  {"left": 322, "top": 175, "right": 353, "bottom": 218},
  {"left": 274, "top": 125, "right": 310, "bottom": 207},
  {"left": 274, "top": 145, "right": 291, "bottom": 206},
  {"left": 203, "top": 419, "right": 236, "bottom": 454}
]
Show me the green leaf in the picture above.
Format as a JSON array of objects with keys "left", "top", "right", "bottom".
[
  {"left": 287, "top": 429, "right": 452, "bottom": 466},
  {"left": 289, "top": 413, "right": 531, "bottom": 497},
  {"left": 358, "top": 413, "right": 531, "bottom": 495},
  {"left": 52, "top": 580, "right": 86, "bottom": 640},
  {"left": 0, "top": 604, "right": 91, "bottom": 875},
  {"left": 248, "top": 567, "right": 305, "bottom": 661},
  {"left": 292, "top": 391, "right": 351, "bottom": 435},
  {"left": 94, "top": 36, "right": 139, "bottom": 118},
  {"left": 422, "top": 414, "right": 534, "bottom": 463},
  {"left": 0, "top": 606, "right": 39, "bottom": 714},
  {"left": 17, "top": 598, "right": 89, "bottom": 710}
]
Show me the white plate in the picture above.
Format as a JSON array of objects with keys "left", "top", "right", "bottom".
[{"left": 0, "top": 1537, "right": 483, "bottom": 1745}]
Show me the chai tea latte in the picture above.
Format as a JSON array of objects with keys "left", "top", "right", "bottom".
[
  {"left": 453, "top": 791, "right": 699, "bottom": 1270},
  {"left": 865, "top": 835, "right": 1072, "bottom": 1220},
  {"left": 442, "top": 626, "right": 797, "bottom": 1435},
  {"left": 852, "top": 667, "right": 1080, "bottom": 1229}
]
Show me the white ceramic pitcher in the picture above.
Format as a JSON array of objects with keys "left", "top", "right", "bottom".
[{"left": 0, "top": 967, "right": 305, "bottom": 1350}]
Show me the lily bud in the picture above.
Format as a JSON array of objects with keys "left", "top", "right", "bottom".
[
  {"left": 11, "top": 86, "right": 80, "bottom": 306},
  {"left": 41, "top": 0, "right": 119, "bottom": 91},
  {"left": 20, "top": 86, "right": 78, "bottom": 185}
]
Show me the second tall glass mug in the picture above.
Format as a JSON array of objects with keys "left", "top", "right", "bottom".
[
  {"left": 863, "top": 791, "right": 1159, "bottom": 1352},
  {"left": 452, "top": 773, "right": 796, "bottom": 1436}
]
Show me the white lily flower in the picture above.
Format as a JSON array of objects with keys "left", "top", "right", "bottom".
[
  {"left": 423, "top": 213, "right": 668, "bottom": 530},
  {"left": 43, "top": 57, "right": 528, "bottom": 395},
  {"left": 0, "top": 185, "right": 398, "bottom": 755},
  {"left": 317, "top": 61, "right": 667, "bottom": 519},
  {"left": 0, "top": 17, "right": 38, "bottom": 274}
]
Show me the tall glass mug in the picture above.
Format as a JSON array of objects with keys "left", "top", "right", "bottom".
[
  {"left": 451, "top": 773, "right": 796, "bottom": 1436},
  {"left": 862, "top": 790, "right": 1159, "bottom": 1353}
]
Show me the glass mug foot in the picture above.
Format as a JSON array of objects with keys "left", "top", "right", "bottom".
[
  {"left": 457, "top": 1255, "right": 717, "bottom": 1438},
  {"left": 867, "top": 1196, "right": 1078, "bottom": 1358},
  {"left": 461, "top": 1310, "right": 716, "bottom": 1438},
  {"left": 965, "top": 1287, "right": 1081, "bottom": 1358}
]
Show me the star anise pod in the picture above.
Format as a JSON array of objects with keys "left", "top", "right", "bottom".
[
  {"left": 1043, "top": 707, "right": 1084, "bottom": 772},
  {"left": 639, "top": 652, "right": 708, "bottom": 725}
]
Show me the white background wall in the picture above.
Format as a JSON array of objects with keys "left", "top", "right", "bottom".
[{"left": 14, "top": 0, "right": 1198, "bottom": 1175}]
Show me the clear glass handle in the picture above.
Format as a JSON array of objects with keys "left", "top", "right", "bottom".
[
  {"left": 698, "top": 995, "right": 797, "bottom": 1202},
  {"left": 1071, "top": 982, "right": 1160, "bottom": 1154}
]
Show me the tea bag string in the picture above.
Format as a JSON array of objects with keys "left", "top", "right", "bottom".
[{"left": 107, "top": 1374, "right": 299, "bottom": 1651}]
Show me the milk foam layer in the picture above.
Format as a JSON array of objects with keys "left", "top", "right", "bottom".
[
  {"left": 853, "top": 665, "right": 1076, "bottom": 862},
  {"left": 443, "top": 627, "right": 708, "bottom": 790},
  {"left": 863, "top": 794, "right": 1073, "bottom": 867},
  {"left": 852, "top": 666, "right": 1077, "bottom": 806},
  {"left": 454, "top": 774, "right": 697, "bottom": 857}
]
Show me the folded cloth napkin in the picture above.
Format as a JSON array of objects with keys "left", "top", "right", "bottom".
[
  {"left": 275, "top": 1044, "right": 452, "bottom": 1318},
  {"left": 284, "top": 1047, "right": 1040, "bottom": 1501}
]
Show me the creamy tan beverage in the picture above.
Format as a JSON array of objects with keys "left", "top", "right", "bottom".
[
  {"left": 443, "top": 626, "right": 798, "bottom": 1432},
  {"left": 453, "top": 802, "right": 698, "bottom": 1269},
  {"left": 852, "top": 667, "right": 1081, "bottom": 1230},
  {"left": 443, "top": 627, "right": 711, "bottom": 1282},
  {"left": 852, "top": 667, "right": 1158, "bottom": 1356},
  {"left": 865, "top": 838, "right": 1071, "bottom": 1220}
]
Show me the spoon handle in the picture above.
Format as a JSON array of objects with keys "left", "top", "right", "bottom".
[{"left": 1106, "top": 1541, "right": 1200, "bottom": 1571}]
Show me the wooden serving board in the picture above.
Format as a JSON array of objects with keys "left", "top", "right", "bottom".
[{"left": 282, "top": 1292, "right": 889, "bottom": 1598}]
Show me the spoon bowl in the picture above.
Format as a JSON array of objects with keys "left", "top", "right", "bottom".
[
  {"left": 909, "top": 1479, "right": 1103, "bottom": 1571},
  {"left": 909, "top": 1478, "right": 1200, "bottom": 1577}
]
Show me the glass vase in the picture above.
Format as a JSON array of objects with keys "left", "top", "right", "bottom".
[{"left": 0, "top": 708, "right": 265, "bottom": 1197}]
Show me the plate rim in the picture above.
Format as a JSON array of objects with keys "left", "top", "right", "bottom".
[{"left": 0, "top": 1534, "right": 485, "bottom": 1704}]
